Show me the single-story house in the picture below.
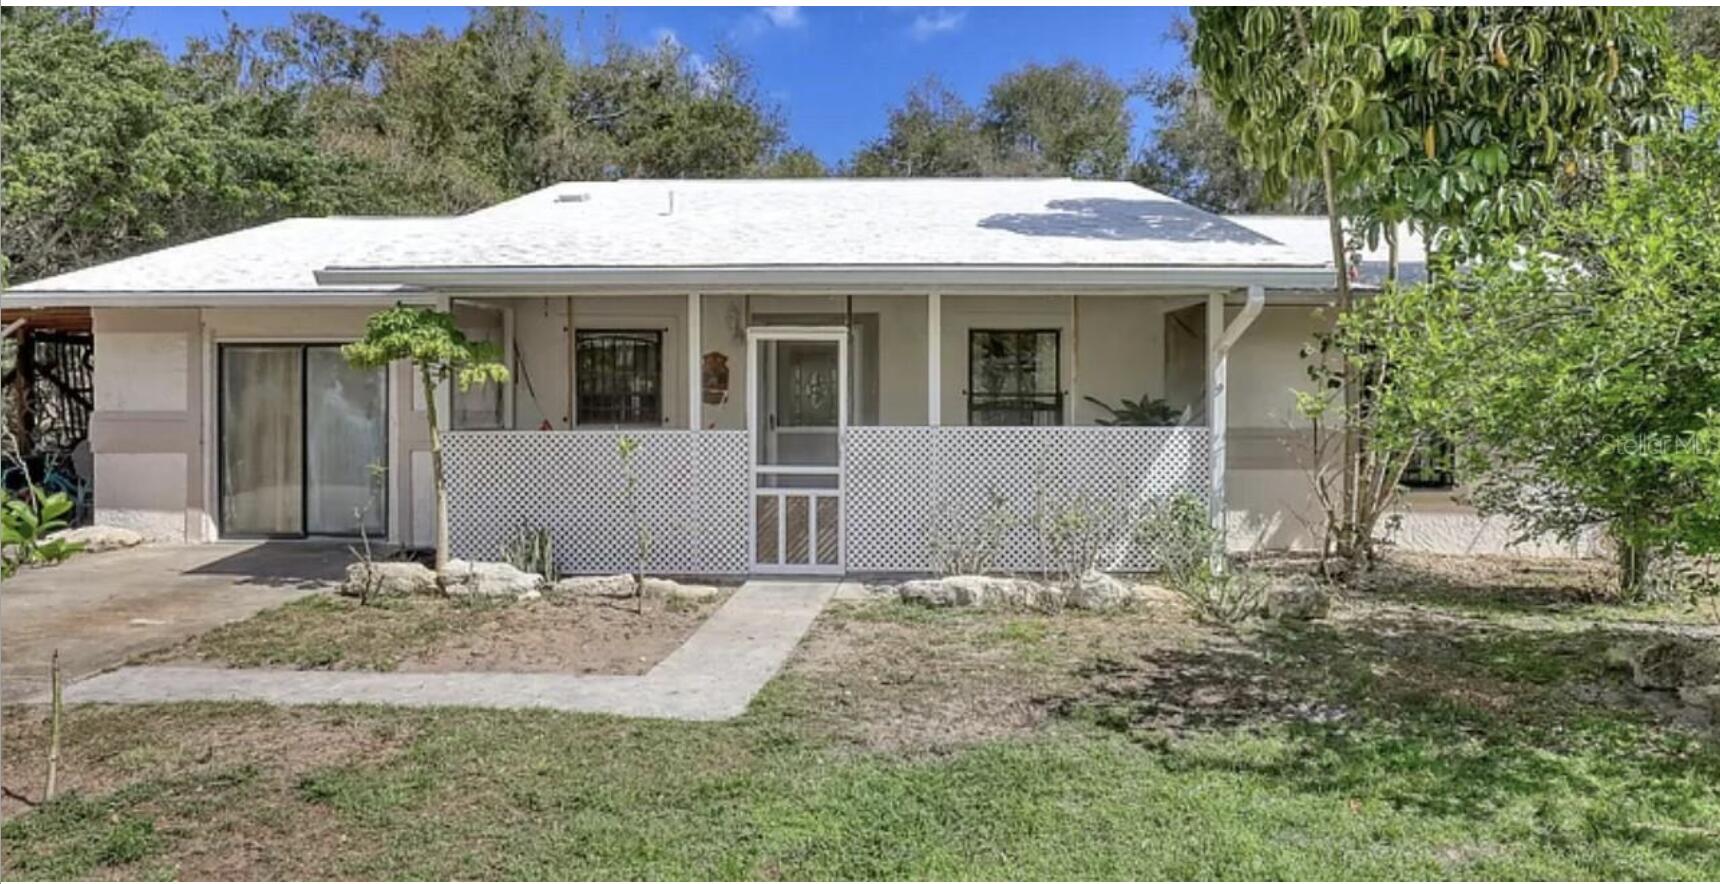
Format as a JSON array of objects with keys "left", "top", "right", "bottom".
[{"left": 2, "top": 178, "right": 1588, "bottom": 576}]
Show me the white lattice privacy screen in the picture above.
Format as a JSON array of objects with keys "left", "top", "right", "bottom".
[
  {"left": 443, "top": 431, "right": 750, "bottom": 574},
  {"left": 844, "top": 427, "right": 1211, "bottom": 573}
]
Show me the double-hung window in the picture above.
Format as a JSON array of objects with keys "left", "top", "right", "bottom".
[{"left": 968, "top": 329, "right": 1062, "bottom": 426}]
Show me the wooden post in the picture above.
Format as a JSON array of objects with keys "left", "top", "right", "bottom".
[{"left": 45, "top": 648, "right": 61, "bottom": 800}]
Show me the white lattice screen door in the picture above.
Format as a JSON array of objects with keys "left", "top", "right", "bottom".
[{"left": 748, "top": 327, "right": 846, "bottom": 574}]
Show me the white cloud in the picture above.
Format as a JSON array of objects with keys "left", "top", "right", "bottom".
[
  {"left": 651, "top": 27, "right": 681, "bottom": 48},
  {"left": 761, "top": 7, "right": 804, "bottom": 29},
  {"left": 734, "top": 6, "right": 806, "bottom": 40},
  {"left": 909, "top": 9, "right": 966, "bottom": 42}
]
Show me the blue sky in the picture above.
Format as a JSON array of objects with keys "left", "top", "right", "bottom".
[{"left": 109, "top": 6, "right": 1192, "bottom": 165}]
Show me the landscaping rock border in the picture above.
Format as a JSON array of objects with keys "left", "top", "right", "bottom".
[
  {"left": 893, "top": 572, "right": 1150, "bottom": 612},
  {"left": 554, "top": 574, "right": 724, "bottom": 603}
]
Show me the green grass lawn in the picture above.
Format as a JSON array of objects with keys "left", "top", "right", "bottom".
[{"left": 4, "top": 554, "right": 1718, "bottom": 880}]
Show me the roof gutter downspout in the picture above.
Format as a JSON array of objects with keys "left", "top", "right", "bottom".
[{"left": 1207, "top": 284, "right": 1266, "bottom": 571}]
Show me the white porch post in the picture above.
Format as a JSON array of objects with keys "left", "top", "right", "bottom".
[
  {"left": 1207, "top": 285, "right": 1266, "bottom": 568},
  {"left": 927, "top": 292, "right": 942, "bottom": 426},
  {"left": 687, "top": 291, "right": 701, "bottom": 430},
  {"left": 1206, "top": 292, "right": 1226, "bottom": 545}
]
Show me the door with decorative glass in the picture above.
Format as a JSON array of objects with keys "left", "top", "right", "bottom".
[{"left": 748, "top": 327, "right": 845, "bottom": 574}]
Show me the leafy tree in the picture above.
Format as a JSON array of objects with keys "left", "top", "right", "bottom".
[
  {"left": 762, "top": 147, "right": 827, "bottom": 178},
  {"left": 343, "top": 306, "right": 509, "bottom": 569},
  {"left": 982, "top": 61, "right": 1131, "bottom": 179},
  {"left": 1192, "top": 7, "right": 1677, "bottom": 574},
  {"left": 1131, "top": 20, "right": 1321, "bottom": 213},
  {"left": 1131, "top": 68, "right": 1322, "bottom": 213},
  {"left": 848, "top": 63, "right": 1132, "bottom": 179},
  {"left": 1673, "top": 7, "right": 1720, "bottom": 60},
  {"left": 1362, "top": 7, "right": 1673, "bottom": 261},
  {"left": 0, "top": 8, "right": 336, "bottom": 283},
  {"left": 1356, "top": 59, "right": 1720, "bottom": 592},
  {"left": 848, "top": 77, "right": 994, "bottom": 177},
  {"left": 1191, "top": 7, "right": 1399, "bottom": 573}
]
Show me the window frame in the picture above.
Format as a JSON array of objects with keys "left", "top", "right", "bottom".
[
  {"left": 966, "top": 328, "right": 1064, "bottom": 426},
  {"left": 574, "top": 328, "right": 665, "bottom": 427}
]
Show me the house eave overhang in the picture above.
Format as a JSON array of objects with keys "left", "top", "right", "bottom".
[
  {"left": 0, "top": 289, "right": 434, "bottom": 309},
  {"left": 313, "top": 263, "right": 1335, "bottom": 294}
]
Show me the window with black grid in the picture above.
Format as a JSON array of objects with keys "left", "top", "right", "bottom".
[
  {"left": 575, "top": 330, "right": 663, "bottom": 426},
  {"left": 968, "top": 329, "right": 1063, "bottom": 426}
]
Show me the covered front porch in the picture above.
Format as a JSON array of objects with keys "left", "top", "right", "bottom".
[{"left": 439, "top": 289, "right": 1258, "bottom": 576}]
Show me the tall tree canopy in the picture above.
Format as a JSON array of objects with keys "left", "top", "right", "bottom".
[
  {"left": 847, "top": 62, "right": 1132, "bottom": 179},
  {"left": 847, "top": 77, "right": 996, "bottom": 177},
  {"left": 1354, "top": 59, "right": 1720, "bottom": 591},
  {"left": 1130, "top": 21, "right": 1320, "bottom": 213},
  {"left": 0, "top": 8, "right": 336, "bottom": 283},
  {"left": 983, "top": 61, "right": 1131, "bottom": 179},
  {"left": 1190, "top": 6, "right": 1677, "bottom": 574},
  {"left": 1, "top": 7, "right": 798, "bottom": 283}
]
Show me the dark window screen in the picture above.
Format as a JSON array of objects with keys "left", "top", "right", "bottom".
[{"left": 576, "top": 330, "right": 663, "bottom": 426}]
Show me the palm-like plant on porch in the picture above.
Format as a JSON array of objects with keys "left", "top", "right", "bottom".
[{"left": 344, "top": 306, "right": 509, "bottom": 569}]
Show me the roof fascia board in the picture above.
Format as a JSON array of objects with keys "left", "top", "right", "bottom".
[{"left": 315, "top": 264, "right": 1333, "bottom": 292}]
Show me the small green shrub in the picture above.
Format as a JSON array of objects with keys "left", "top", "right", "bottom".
[
  {"left": 1084, "top": 392, "right": 1181, "bottom": 426},
  {"left": 1, "top": 486, "right": 84, "bottom": 576},
  {"left": 501, "top": 523, "right": 556, "bottom": 582},
  {"left": 1138, "top": 493, "right": 1263, "bottom": 624},
  {"left": 928, "top": 489, "right": 1014, "bottom": 576}
]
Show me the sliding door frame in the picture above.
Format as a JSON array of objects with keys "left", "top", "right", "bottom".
[{"left": 215, "top": 342, "right": 389, "bottom": 540}]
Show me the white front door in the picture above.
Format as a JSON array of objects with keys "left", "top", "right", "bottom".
[{"left": 748, "top": 327, "right": 845, "bottom": 574}]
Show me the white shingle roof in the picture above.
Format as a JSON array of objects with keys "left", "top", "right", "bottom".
[
  {"left": 326, "top": 179, "right": 1315, "bottom": 271},
  {"left": 7, "top": 180, "right": 1341, "bottom": 303},
  {"left": 7, "top": 217, "right": 447, "bottom": 293},
  {"left": 1224, "top": 215, "right": 1427, "bottom": 286}
]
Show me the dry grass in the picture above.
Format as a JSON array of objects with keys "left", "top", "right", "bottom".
[
  {"left": 143, "top": 589, "right": 729, "bottom": 675},
  {"left": 5, "top": 551, "right": 1718, "bottom": 880}
]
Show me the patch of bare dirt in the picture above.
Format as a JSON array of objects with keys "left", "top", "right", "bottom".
[
  {"left": 777, "top": 601, "right": 1211, "bottom": 752},
  {"left": 148, "top": 590, "right": 731, "bottom": 675},
  {"left": 400, "top": 593, "right": 727, "bottom": 675}
]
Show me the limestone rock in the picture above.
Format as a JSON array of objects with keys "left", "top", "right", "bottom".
[
  {"left": 898, "top": 575, "right": 1062, "bottom": 611},
  {"left": 48, "top": 525, "right": 143, "bottom": 553},
  {"left": 438, "top": 559, "right": 544, "bottom": 597},
  {"left": 1623, "top": 638, "right": 1720, "bottom": 692},
  {"left": 1265, "top": 578, "right": 1331, "bottom": 621},
  {"left": 554, "top": 574, "right": 637, "bottom": 597},
  {"left": 1130, "top": 582, "right": 1182, "bottom": 605},
  {"left": 642, "top": 578, "right": 723, "bottom": 602},
  {"left": 340, "top": 561, "right": 438, "bottom": 597},
  {"left": 1065, "top": 570, "right": 1130, "bottom": 611}
]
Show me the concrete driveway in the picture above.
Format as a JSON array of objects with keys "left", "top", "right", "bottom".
[{"left": 1, "top": 542, "right": 349, "bottom": 703}]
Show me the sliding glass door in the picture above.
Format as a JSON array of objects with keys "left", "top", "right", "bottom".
[{"left": 220, "top": 345, "right": 387, "bottom": 538}]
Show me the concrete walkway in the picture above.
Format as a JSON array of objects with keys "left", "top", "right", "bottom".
[
  {"left": 57, "top": 579, "right": 838, "bottom": 721},
  {"left": 2, "top": 542, "right": 344, "bottom": 703}
]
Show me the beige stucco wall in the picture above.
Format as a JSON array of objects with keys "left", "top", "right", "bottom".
[
  {"left": 91, "top": 306, "right": 425, "bottom": 545},
  {"left": 90, "top": 309, "right": 201, "bottom": 540},
  {"left": 88, "top": 295, "right": 1589, "bottom": 560},
  {"left": 510, "top": 296, "right": 689, "bottom": 430}
]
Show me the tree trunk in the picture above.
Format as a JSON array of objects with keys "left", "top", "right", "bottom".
[
  {"left": 1385, "top": 225, "right": 1400, "bottom": 287},
  {"left": 1617, "top": 533, "right": 1650, "bottom": 599},
  {"left": 421, "top": 367, "right": 450, "bottom": 571},
  {"left": 1318, "top": 143, "right": 1362, "bottom": 570}
]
